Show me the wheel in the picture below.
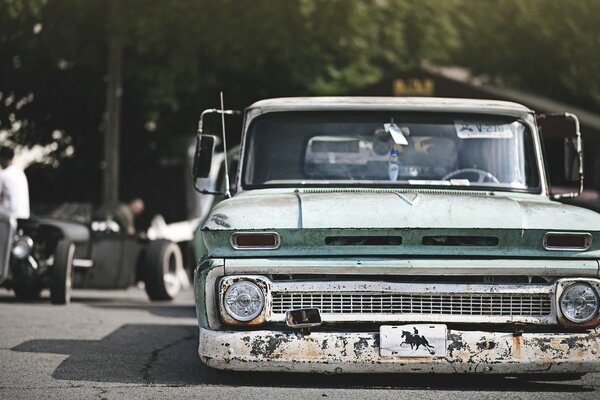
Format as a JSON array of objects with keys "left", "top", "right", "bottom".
[
  {"left": 142, "top": 239, "right": 183, "bottom": 301},
  {"left": 442, "top": 168, "right": 500, "bottom": 183},
  {"left": 49, "top": 240, "right": 75, "bottom": 305},
  {"left": 13, "top": 283, "right": 42, "bottom": 300}
]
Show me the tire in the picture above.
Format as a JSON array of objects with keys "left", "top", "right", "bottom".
[
  {"left": 49, "top": 240, "right": 75, "bottom": 305},
  {"left": 13, "top": 283, "right": 42, "bottom": 300},
  {"left": 142, "top": 239, "right": 182, "bottom": 301}
]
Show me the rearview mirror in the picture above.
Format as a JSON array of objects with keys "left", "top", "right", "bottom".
[{"left": 192, "top": 135, "right": 216, "bottom": 179}]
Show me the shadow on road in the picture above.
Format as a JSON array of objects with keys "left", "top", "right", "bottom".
[
  {"left": 87, "top": 303, "right": 197, "bottom": 319},
  {"left": 11, "top": 323, "right": 594, "bottom": 393}
]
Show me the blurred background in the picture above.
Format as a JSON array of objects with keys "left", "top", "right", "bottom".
[{"left": 1, "top": 0, "right": 599, "bottom": 228}]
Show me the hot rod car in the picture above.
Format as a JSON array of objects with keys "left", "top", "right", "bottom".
[{"left": 0, "top": 213, "right": 183, "bottom": 304}]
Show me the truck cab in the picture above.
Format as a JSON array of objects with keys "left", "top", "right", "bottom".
[{"left": 192, "top": 97, "right": 600, "bottom": 374}]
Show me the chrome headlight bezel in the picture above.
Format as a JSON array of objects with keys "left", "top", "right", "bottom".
[
  {"left": 559, "top": 282, "right": 600, "bottom": 324},
  {"left": 12, "top": 236, "right": 34, "bottom": 260},
  {"left": 223, "top": 280, "right": 265, "bottom": 322},
  {"left": 556, "top": 279, "right": 600, "bottom": 327}
]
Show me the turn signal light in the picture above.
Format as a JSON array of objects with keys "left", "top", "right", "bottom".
[
  {"left": 230, "top": 232, "right": 280, "bottom": 250},
  {"left": 543, "top": 232, "right": 592, "bottom": 251}
]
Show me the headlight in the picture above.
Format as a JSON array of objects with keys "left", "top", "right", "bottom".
[
  {"left": 223, "top": 281, "right": 264, "bottom": 322},
  {"left": 12, "top": 236, "right": 34, "bottom": 260},
  {"left": 559, "top": 283, "right": 599, "bottom": 324}
]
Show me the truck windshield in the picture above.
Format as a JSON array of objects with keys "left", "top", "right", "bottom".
[{"left": 243, "top": 111, "right": 540, "bottom": 191}]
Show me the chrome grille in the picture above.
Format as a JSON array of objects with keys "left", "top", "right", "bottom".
[{"left": 271, "top": 293, "right": 552, "bottom": 317}]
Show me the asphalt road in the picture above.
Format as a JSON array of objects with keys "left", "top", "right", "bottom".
[{"left": 1, "top": 287, "right": 599, "bottom": 400}]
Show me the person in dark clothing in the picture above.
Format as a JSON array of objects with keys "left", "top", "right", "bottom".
[{"left": 95, "top": 198, "right": 145, "bottom": 234}]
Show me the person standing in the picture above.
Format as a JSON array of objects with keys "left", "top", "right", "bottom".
[{"left": 0, "top": 146, "right": 30, "bottom": 219}]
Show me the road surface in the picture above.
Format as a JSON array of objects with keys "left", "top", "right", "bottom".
[{"left": 1, "top": 287, "right": 598, "bottom": 399}]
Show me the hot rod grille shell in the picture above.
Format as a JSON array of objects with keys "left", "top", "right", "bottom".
[{"left": 271, "top": 292, "right": 552, "bottom": 317}]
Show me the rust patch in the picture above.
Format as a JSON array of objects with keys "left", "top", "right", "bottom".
[{"left": 512, "top": 335, "right": 521, "bottom": 359}]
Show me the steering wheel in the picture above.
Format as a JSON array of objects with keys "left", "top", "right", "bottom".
[{"left": 442, "top": 168, "right": 500, "bottom": 183}]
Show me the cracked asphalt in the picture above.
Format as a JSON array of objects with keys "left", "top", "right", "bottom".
[{"left": 1, "top": 287, "right": 599, "bottom": 399}]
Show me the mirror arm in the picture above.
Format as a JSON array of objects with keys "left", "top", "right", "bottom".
[{"left": 544, "top": 112, "right": 584, "bottom": 200}]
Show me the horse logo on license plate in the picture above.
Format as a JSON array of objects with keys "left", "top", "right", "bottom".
[{"left": 380, "top": 324, "right": 447, "bottom": 357}]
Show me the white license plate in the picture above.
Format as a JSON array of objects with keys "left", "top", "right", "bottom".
[{"left": 380, "top": 324, "right": 447, "bottom": 357}]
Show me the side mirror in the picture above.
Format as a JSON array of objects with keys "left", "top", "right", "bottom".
[
  {"left": 192, "top": 135, "right": 216, "bottom": 179},
  {"left": 564, "top": 136, "right": 583, "bottom": 183},
  {"left": 537, "top": 112, "right": 584, "bottom": 199}
]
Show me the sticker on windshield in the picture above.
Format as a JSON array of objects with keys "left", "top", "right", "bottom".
[{"left": 455, "top": 120, "right": 514, "bottom": 139}]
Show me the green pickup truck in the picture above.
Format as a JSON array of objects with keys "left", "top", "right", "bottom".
[{"left": 192, "top": 97, "right": 600, "bottom": 375}]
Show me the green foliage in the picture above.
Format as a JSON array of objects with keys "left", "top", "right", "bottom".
[
  {"left": 452, "top": 0, "right": 600, "bottom": 109},
  {"left": 0, "top": 0, "right": 598, "bottom": 172}
]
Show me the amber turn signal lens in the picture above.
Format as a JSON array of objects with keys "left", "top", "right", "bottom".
[{"left": 230, "top": 232, "right": 280, "bottom": 249}]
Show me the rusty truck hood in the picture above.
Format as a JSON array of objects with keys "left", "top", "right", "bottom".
[{"left": 201, "top": 189, "right": 600, "bottom": 258}]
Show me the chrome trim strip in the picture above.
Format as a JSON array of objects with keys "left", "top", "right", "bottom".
[{"left": 224, "top": 258, "right": 600, "bottom": 277}]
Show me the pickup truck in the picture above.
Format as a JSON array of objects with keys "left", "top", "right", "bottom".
[{"left": 192, "top": 97, "right": 600, "bottom": 375}]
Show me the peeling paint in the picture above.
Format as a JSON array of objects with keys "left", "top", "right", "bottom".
[
  {"left": 209, "top": 213, "right": 231, "bottom": 228},
  {"left": 199, "top": 327, "right": 600, "bottom": 373},
  {"left": 353, "top": 337, "right": 370, "bottom": 358},
  {"left": 477, "top": 340, "right": 496, "bottom": 351}
]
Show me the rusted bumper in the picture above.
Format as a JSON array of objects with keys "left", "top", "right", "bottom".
[{"left": 199, "top": 327, "right": 600, "bottom": 374}]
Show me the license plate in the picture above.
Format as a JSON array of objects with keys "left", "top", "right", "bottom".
[{"left": 380, "top": 324, "right": 447, "bottom": 357}]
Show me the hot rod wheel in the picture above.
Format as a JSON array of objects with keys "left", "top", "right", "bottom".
[
  {"left": 49, "top": 240, "right": 75, "bottom": 305},
  {"left": 142, "top": 239, "right": 183, "bottom": 300}
]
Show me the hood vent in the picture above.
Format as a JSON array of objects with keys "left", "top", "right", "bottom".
[
  {"left": 325, "top": 236, "right": 402, "bottom": 246},
  {"left": 422, "top": 236, "right": 499, "bottom": 247}
]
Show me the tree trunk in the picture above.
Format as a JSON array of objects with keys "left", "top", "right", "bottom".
[{"left": 103, "top": 1, "right": 122, "bottom": 205}]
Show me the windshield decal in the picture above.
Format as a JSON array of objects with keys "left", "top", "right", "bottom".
[{"left": 455, "top": 120, "right": 514, "bottom": 139}]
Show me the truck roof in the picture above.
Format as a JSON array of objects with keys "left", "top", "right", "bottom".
[{"left": 247, "top": 97, "right": 534, "bottom": 118}]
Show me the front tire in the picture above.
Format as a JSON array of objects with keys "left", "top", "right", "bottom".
[
  {"left": 49, "top": 240, "right": 75, "bottom": 305},
  {"left": 13, "top": 283, "right": 42, "bottom": 300},
  {"left": 142, "top": 240, "right": 182, "bottom": 301}
]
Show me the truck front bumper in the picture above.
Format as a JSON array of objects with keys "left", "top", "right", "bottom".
[{"left": 199, "top": 327, "right": 600, "bottom": 374}]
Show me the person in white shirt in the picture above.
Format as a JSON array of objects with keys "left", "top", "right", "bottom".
[{"left": 0, "top": 146, "right": 30, "bottom": 219}]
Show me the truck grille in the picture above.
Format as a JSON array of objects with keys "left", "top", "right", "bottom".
[
  {"left": 271, "top": 293, "right": 552, "bottom": 317},
  {"left": 219, "top": 276, "right": 559, "bottom": 325}
]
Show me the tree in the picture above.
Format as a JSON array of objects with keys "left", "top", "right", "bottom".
[{"left": 451, "top": 0, "right": 600, "bottom": 111}]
